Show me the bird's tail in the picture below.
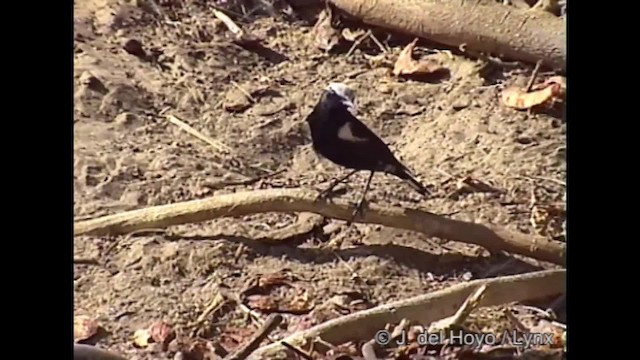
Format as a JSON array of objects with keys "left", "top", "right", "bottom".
[{"left": 390, "top": 163, "right": 431, "bottom": 197}]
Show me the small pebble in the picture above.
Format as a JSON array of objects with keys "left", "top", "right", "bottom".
[
  {"left": 452, "top": 97, "right": 471, "bottom": 110},
  {"left": 79, "top": 71, "right": 107, "bottom": 94},
  {"left": 378, "top": 83, "right": 392, "bottom": 94},
  {"left": 114, "top": 112, "right": 137, "bottom": 126},
  {"left": 122, "top": 38, "right": 146, "bottom": 58}
]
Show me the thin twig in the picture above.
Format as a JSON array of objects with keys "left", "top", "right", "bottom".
[
  {"left": 166, "top": 114, "right": 232, "bottom": 154},
  {"left": 346, "top": 30, "right": 372, "bottom": 57},
  {"left": 239, "top": 303, "right": 266, "bottom": 326},
  {"left": 203, "top": 168, "right": 285, "bottom": 190},
  {"left": 223, "top": 313, "right": 283, "bottom": 360},
  {"left": 188, "top": 292, "right": 230, "bottom": 337},
  {"left": 428, "top": 284, "right": 487, "bottom": 333},
  {"left": 525, "top": 60, "right": 544, "bottom": 92},
  {"left": 518, "top": 305, "right": 555, "bottom": 319},
  {"left": 230, "top": 81, "right": 257, "bottom": 103},
  {"left": 213, "top": 9, "right": 246, "bottom": 38},
  {"left": 368, "top": 32, "right": 388, "bottom": 53},
  {"left": 332, "top": 251, "right": 361, "bottom": 281}
]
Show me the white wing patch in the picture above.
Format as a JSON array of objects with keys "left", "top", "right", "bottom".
[{"left": 338, "top": 122, "right": 369, "bottom": 143}]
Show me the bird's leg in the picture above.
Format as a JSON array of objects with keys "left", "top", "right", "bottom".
[
  {"left": 316, "top": 169, "right": 359, "bottom": 200},
  {"left": 349, "top": 171, "right": 374, "bottom": 224}
]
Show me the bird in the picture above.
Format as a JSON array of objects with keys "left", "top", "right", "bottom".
[{"left": 305, "top": 82, "right": 430, "bottom": 221}]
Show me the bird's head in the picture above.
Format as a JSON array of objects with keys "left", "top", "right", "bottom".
[{"left": 321, "top": 82, "right": 357, "bottom": 115}]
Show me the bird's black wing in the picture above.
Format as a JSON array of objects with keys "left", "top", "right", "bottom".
[{"left": 335, "top": 106, "right": 387, "bottom": 145}]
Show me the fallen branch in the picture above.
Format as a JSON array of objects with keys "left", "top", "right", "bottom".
[
  {"left": 329, "top": 0, "right": 565, "bottom": 70},
  {"left": 251, "top": 269, "right": 565, "bottom": 358},
  {"left": 74, "top": 188, "right": 564, "bottom": 265}
]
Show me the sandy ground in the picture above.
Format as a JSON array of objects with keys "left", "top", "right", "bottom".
[{"left": 74, "top": 1, "right": 566, "bottom": 359}]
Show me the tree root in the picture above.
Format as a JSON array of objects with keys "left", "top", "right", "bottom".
[
  {"left": 74, "top": 188, "right": 565, "bottom": 265},
  {"left": 330, "top": 0, "right": 565, "bottom": 70},
  {"left": 251, "top": 269, "right": 565, "bottom": 358}
]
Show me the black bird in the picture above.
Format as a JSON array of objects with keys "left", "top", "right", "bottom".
[{"left": 305, "top": 82, "right": 430, "bottom": 220}]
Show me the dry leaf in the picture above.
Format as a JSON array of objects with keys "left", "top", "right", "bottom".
[
  {"left": 219, "top": 326, "right": 257, "bottom": 353},
  {"left": 529, "top": 320, "right": 565, "bottom": 349},
  {"left": 313, "top": 9, "right": 341, "bottom": 51},
  {"left": 74, "top": 315, "right": 100, "bottom": 343},
  {"left": 246, "top": 294, "right": 279, "bottom": 312},
  {"left": 501, "top": 76, "right": 566, "bottom": 110},
  {"left": 149, "top": 320, "right": 176, "bottom": 347},
  {"left": 285, "top": 286, "right": 314, "bottom": 314},
  {"left": 534, "top": 76, "right": 566, "bottom": 93},
  {"left": 287, "top": 314, "right": 315, "bottom": 333},
  {"left": 531, "top": 204, "right": 565, "bottom": 238},
  {"left": 243, "top": 271, "right": 314, "bottom": 314},
  {"left": 393, "top": 38, "right": 444, "bottom": 76},
  {"left": 325, "top": 342, "right": 360, "bottom": 358},
  {"left": 180, "top": 338, "right": 216, "bottom": 360},
  {"left": 132, "top": 328, "right": 152, "bottom": 348}
]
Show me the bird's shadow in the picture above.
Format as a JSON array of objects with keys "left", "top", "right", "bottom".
[{"left": 171, "top": 233, "right": 544, "bottom": 279}]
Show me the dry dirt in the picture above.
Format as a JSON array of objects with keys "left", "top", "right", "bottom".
[{"left": 73, "top": 1, "right": 566, "bottom": 359}]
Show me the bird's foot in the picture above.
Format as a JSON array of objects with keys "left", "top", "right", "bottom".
[
  {"left": 315, "top": 189, "right": 333, "bottom": 201},
  {"left": 347, "top": 199, "right": 368, "bottom": 225},
  {"left": 315, "top": 184, "right": 347, "bottom": 201}
]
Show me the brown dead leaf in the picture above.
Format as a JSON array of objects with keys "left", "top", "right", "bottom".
[
  {"left": 285, "top": 286, "right": 314, "bottom": 314},
  {"left": 393, "top": 38, "right": 444, "bottom": 76},
  {"left": 501, "top": 76, "right": 566, "bottom": 110},
  {"left": 179, "top": 338, "right": 216, "bottom": 360},
  {"left": 327, "top": 291, "right": 372, "bottom": 314},
  {"left": 150, "top": 320, "right": 176, "bottom": 348},
  {"left": 74, "top": 315, "right": 100, "bottom": 343},
  {"left": 531, "top": 204, "right": 565, "bottom": 238},
  {"left": 243, "top": 272, "right": 314, "bottom": 314},
  {"left": 529, "top": 320, "right": 565, "bottom": 349},
  {"left": 287, "top": 314, "right": 316, "bottom": 333},
  {"left": 313, "top": 9, "right": 341, "bottom": 51},
  {"left": 325, "top": 342, "right": 360, "bottom": 359},
  {"left": 132, "top": 328, "right": 152, "bottom": 348},
  {"left": 246, "top": 294, "right": 279, "bottom": 312},
  {"left": 533, "top": 76, "right": 566, "bottom": 95},
  {"left": 219, "top": 326, "right": 258, "bottom": 353}
]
